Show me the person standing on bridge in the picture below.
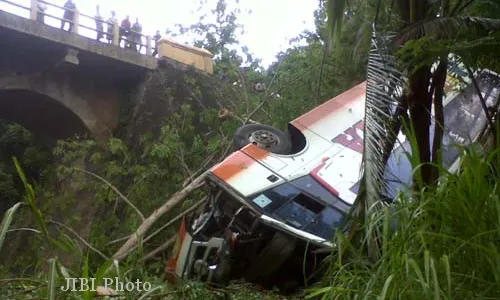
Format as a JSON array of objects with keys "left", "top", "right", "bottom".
[
  {"left": 95, "top": 5, "right": 104, "bottom": 41},
  {"left": 152, "top": 30, "right": 161, "bottom": 57},
  {"left": 36, "top": 2, "right": 47, "bottom": 24},
  {"left": 120, "top": 16, "right": 131, "bottom": 48},
  {"left": 131, "top": 18, "right": 143, "bottom": 52},
  {"left": 106, "top": 11, "right": 117, "bottom": 44},
  {"left": 60, "top": 0, "right": 76, "bottom": 32}
]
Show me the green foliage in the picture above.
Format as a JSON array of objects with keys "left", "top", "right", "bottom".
[
  {"left": 264, "top": 1, "right": 368, "bottom": 129},
  {"left": 0, "top": 202, "right": 22, "bottom": 251},
  {"left": 13, "top": 157, "right": 49, "bottom": 238},
  {"left": 46, "top": 105, "right": 232, "bottom": 263},
  {"left": 311, "top": 145, "right": 500, "bottom": 299},
  {"left": 0, "top": 121, "right": 52, "bottom": 211},
  {"left": 326, "top": 0, "right": 347, "bottom": 49}
]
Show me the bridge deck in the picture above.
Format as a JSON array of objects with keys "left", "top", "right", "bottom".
[{"left": 0, "top": 10, "right": 158, "bottom": 70}]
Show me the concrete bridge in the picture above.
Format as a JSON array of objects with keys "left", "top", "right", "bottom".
[{"left": 0, "top": 0, "right": 214, "bottom": 143}]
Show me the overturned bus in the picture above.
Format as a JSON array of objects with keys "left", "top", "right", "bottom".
[{"left": 165, "top": 71, "right": 500, "bottom": 288}]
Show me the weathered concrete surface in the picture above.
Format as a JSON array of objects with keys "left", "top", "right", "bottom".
[
  {"left": 0, "top": 10, "right": 157, "bottom": 69},
  {"left": 127, "top": 58, "right": 219, "bottom": 142}
]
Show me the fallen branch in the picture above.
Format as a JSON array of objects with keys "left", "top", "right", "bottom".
[
  {"left": 218, "top": 108, "right": 260, "bottom": 125},
  {"left": 244, "top": 97, "right": 273, "bottom": 125},
  {"left": 143, "top": 196, "right": 207, "bottom": 244},
  {"left": 238, "top": 59, "right": 284, "bottom": 126},
  {"left": 182, "top": 155, "right": 216, "bottom": 187},
  {"left": 111, "top": 171, "right": 208, "bottom": 261},
  {"left": 139, "top": 235, "right": 177, "bottom": 263},
  {"left": 74, "top": 168, "right": 145, "bottom": 221},
  {"left": 106, "top": 235, "right": 131, "bottom": 246},
  {"left": 139, "top": 197, "right": 208, "bottom": 262},
  {"left": 110, "top": 197, "right": 207, "bottom": 253}
]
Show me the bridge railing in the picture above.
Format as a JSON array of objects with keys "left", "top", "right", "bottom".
[{"left": 1, "top": 0, "right": 156, "bottom": 56}]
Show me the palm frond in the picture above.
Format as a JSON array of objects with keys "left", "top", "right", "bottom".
[
  {"left": 326, "top": 0, "right": 348, "bottom": 49},
  {"left": 393, "top": 16, "right": 500, "bottom": 45},
  {"left": 449, "top": 0, "right": 474, "bottom": 16},
  {"left": 346, "top": 27, "right": 407, "bottom": 254},
  {"left": 363, "top": 28, "right": 407, "bottom": 208}
]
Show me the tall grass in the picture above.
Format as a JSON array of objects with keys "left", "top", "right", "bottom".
[
  {"left": 310, "top": 144, "right": 500, "bottom": 299},
  {"left": 0, "top": 202, "right": 21, "bottom": 251}
]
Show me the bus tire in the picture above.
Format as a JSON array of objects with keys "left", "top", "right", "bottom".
[{"left": 233, "top": 124, "right": 292, "bottom": 154}]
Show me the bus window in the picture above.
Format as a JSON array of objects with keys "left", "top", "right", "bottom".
[
  {"left": 275, "top": 194, "right": 320, "bottom": 228},
  {"left": 304, "top": 207, "right": 345, "bottom": 240},
  {"left": 251, "top": 183, "right": 300, "bottom": 213},
  {"left": 292, "top": 175, "right": 351, "bottom": 210}
]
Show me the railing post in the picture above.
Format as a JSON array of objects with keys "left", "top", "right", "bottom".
[
  {"left": 146, "top": 36, "right": 152, "bottom": 56},
  {"left": 112, "top": 23, "right": 119, "bottom": 46},
  {"left": 30, "top": 0, "right": 38, "bottom": 20},
  {"left": 72, "top": 9, "right": 79, "bottom": 34}
]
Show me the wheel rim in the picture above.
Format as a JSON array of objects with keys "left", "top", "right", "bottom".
[{"left": 248, "top": 130, "right": 279, "bottom": 150}]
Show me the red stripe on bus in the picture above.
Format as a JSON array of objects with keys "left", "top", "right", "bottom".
[{"left": 310, "top": 157, "right": 340, "bottom": 197}]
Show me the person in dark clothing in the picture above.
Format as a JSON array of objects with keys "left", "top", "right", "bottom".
[
  {"left": 130, "top": 18, "right": 143, "bottom": 52},
  {"left": 152, "top": 30, "right": 161, "bottom": 57},
  {"left": 120, "top": 16, "right": 131, "bottom": 48},
  {"left": 95, "top": 5, "right": 104, "bottom": 41},
  {"left": 60, "top": 0, "right": 76, "bottom": 32}
]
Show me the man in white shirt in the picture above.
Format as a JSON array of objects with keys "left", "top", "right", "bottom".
[
  {"left": 106, "top": 11, "right": 117, "bottom": 44},
  {"left": 95, "top": 5, "right": 104, "bottom": 41}
]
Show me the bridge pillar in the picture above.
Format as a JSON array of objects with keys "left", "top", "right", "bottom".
[
  {"left": 112, "top": 23, "right": 119, "bottom": 46},
  {"left": 30, "top": 0, "right": 37, "bottom": 21},
  {"left": 146, "top": 36, "right": 152, "bottom": 56},
  {"left": 72, "top": 9, "right": 79, "bottom": 34}
]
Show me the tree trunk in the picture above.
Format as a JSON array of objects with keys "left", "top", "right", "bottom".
[
  {"left": 430, "top": 59, "right": 448, "bottom": 183},
  {"left": 408, "top": 66, "right": 433, "bottom": 189},
  {"left": 381, "top": 94, "right": 409, "bottom": 165}
]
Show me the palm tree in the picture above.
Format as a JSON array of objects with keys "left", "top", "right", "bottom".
[{"left": 325, "top": 0, "right": 500, "bottom": 254}]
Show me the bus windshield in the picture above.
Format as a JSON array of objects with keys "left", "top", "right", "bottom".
[{"left": 250, "top": 175, "right": 348, "bottom": 239}]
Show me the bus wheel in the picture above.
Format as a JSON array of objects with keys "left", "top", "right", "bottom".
[{"left": 233, "top": 124, "right": 292, "bottom": 154}]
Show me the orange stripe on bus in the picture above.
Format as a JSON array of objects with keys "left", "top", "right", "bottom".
[
  {"left": 242, "top": 144, "right": 269, "bottom": 160},
  {"left": 212, "top": 144, "right": 270, "bottom": 181},
  {"left": 212, "top": 150, "right": 255, "bottom": 181}
]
